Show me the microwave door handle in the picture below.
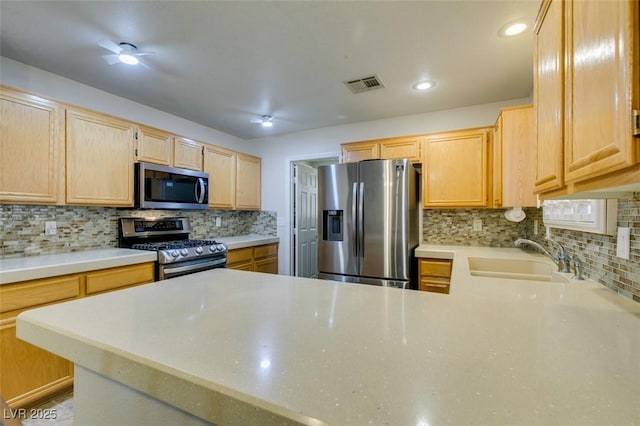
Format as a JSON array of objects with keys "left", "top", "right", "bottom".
[{"left": 196, "top": 178, "right": 206, "bottom": 203}]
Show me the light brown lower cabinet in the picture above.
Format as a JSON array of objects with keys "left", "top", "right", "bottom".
[
  {"left": 418, "top": 258, "right": 453, "bottom": 294},
  {"left": 227, "top": 243, "right": 278, "bottom": 274},
  {"left": 0, "top": 262, "right": 154, "bottom": 409}
]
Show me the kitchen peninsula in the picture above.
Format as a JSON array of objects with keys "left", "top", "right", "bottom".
[{"left": 17, "top": 249, "right": 640, "bottom": 425}]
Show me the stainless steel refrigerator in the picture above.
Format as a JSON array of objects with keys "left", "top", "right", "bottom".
[{"left": 318, "top": 159, "right": 418, "bottom": 289}]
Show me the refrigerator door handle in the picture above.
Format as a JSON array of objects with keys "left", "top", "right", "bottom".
[
  {"left": 359, "top": 182, "right": 365, "bottom": 258},
  {"left": 352, "top": 181, "right": 358, "bottom": 258}
]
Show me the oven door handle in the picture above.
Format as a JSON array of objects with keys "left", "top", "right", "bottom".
[{"left": 162, "top": 257, "right": 226, "bottom": 278}]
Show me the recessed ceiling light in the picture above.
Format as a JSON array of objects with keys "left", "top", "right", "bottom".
[
  {"left": 499, "top": 20, "right": 528, "bottom": 37},
  {"left": 413, "top": 80, "right": 435, "bottom": 91}
]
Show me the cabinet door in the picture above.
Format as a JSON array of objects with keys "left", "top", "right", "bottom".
[
  {"left": 534, "top": 0, "right": 565, "bottom": 193},
  {"left": 341, "top": 141, "right": 379, "bottom": 163},
  {"left": 173, "top": 137, "right": 203, "bottom": 171},
  {"left": 236, "top": 153, "right": 261, "bottom": 210},
  {"left": 203, "top": 146, "right": 236, "bottom": 209},
  {"left": 423, "top": 129, "right": 490, "bottom": 207},
  {"left": 492, "top": 115, "right": 503, "bottom": 207},
  {"left": 66, "top": 109, "right": 135, "bottom": 206},
  {"left": 136, "top": 125, "right": 173, "bottom": 166},
  {"left": 1, "top": 319, "right": 74, "bottom": 408},
  {"left": 501, "top": 106, "right": 536, "bottom": 207},
  {"left": 255, "top": 257, "right": 278, "bottom": 274},
  {"left": 0, "top": 275, "right": 80, "bottom": 407},
  {"left": 227, "top": 247, "right": 253, "bottom": 270},
  {"left": 0, "top": 87, "right": 64, "bottom": 204},
  {"left": 564, "top": 0, "right": 639, "bottom": 183},
  {"left": 379, "top": 137, "right": 422, "bottom": 162}
]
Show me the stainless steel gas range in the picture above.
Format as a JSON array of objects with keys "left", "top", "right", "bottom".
[{"left": 118, "top": 217, "right": 227, "bottom": 280}]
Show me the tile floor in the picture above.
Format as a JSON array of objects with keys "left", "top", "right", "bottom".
[{"left": 22, "top": 392, "right": 73, "bottom": 426}]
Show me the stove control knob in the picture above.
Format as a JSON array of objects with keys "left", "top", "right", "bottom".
[
  {"left": 216, "top": 244, "right": 226, "bottom": 252},
  {"left": 171, "top": 250, "right": 179, "bottom": 258},
  {"left": 180, "top": 249, "right": 189, "bottom": 257},
  {"left": 195, "top": 247, "right": 203, "bottom": 255},
  {"left": 209, "top": 245, "right": 218, "bottom": 252}
]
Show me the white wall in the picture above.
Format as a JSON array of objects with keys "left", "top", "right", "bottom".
[
  {"left": 0, "top": 57, "right": 248, "bottom": 151},
  {"left": 250, "top": 97, "right": 530, "bottom": 275}
]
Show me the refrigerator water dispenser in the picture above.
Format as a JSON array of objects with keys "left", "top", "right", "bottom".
[{"left": 323, "top": 210, "right": 343, "bottom": 241}]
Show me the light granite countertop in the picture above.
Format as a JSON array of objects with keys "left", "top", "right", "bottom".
[
  {"left": 0, "top": 235, "right": 278, "bottom": 285},
  {"left": 0, "top": 248, "right": 157, "bottom": 285},
  {"left": 216, "top": 234, "right": 279, "bottom": 250},
  {"left": 17, "top": 245, "right": 640, "bottom": 425}
]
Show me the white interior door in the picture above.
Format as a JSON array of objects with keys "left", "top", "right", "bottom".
[{"left": 294, "top": 162, "right": 318, "bottom": 278}]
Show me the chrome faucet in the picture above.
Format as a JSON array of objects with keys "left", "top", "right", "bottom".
[
  {"left": 513, "top": 238, "right": 571, "bottom": 273},
  {"left": 570, "top": 255, "right": 586, "bottom": 280}
]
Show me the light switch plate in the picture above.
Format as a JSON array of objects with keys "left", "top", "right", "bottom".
[
  {"left": 215, "top": 217, "right": 222, "bottom": 227},
  {"left": 616, "top": 227, "right": 630, "bottom": 259},
  {"left": 472, "top": 219, "right": 482, "bottom": 232}
]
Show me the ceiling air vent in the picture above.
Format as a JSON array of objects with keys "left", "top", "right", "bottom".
[{"left": 344, "top": 74, "right": 385, "bottom": 94}]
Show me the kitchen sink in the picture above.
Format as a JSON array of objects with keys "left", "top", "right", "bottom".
[{"left": 467, "top": 257, "right": 570, "bottom": 283}]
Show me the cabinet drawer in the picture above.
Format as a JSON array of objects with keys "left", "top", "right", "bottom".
[
  {"left": 420, "top": 279, "right": 450, "bottom": 294},
  {"left": 227, "top": 248, "right": 253, "bottom": 264},
  {"left": 85, "top": 263, "right": 154, "bottom": 295},
  {"left": 253, "top": 243, "right": 277, "bottom": 259},
  {"left": 0, "top": 276, "right": 81, "bottom": 313},
  {"left": 419, "top": 259, "right": 452, "bottom": 278},
  {"left": 228, "top": 262, "right": 254, "bottom": 271}
]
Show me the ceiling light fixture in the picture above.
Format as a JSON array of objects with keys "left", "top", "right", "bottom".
[
  {"left": 499, "top": 20, "right": 528, "bottom": 37},
  {"left": 413, "top": 80, "right": 435, "bottom": 91},
  {"left": 118, "top": 51, "right": 139, "bottom": 65},
  {"left": 251, "top": 115, "right": 274, "bottom": 128},
  {"left": 117, "top": 42, "right": 141, "bottom": 65}
]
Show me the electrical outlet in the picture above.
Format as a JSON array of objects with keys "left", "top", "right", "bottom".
[
  {"left": 545, "top": 226, "right": 551, "bottom": 239},
  {"left": 616, "top": 227, "right": 630, "bottom": 259},
  {"left": 472, "top": 219, "right": 483, "bottom": 232},
  {"left": 534, "top": 220, "right": 539, "bottom": 235},
  {"left": 45, "top": 221, "right": 57, "bottom": 236},
  {"left": 215, "top": 217, "right": 222, "bottom": 228}
]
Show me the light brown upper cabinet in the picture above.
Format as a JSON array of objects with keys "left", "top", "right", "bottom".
[
  {"left": 235, "top": 153, "right": 261, "bottom": 210},
  {"left": 173, "top": 137, "right": 204, "bottom": 171},
  {"left": 341, "top": 136, "right": 422, "bottom": 163},
  {"left": 565, "top": 0, "right": 639, "bottom": 186},
  {"left": 379, "top": 136, "right": 422, "bottom": 162},
  {"left": 0, "top": 86, "right": 64, "bottom": 205},
  {"left": 66, "top": 108, "right": 136, "bottom": 206},
  {"left": 136, "top": 125, "right": 173, "bottom": 166},
  {"left": 534, "top": 0, "right": 565, "bottom": 194},
  {"left": 422, "top": 128, "right": 490, "bottom": 208},
  {"left": 341, "top": 140, "right": 379, "bottom": 163},
  {"left": 534, "top": 0, "right": 640, "bottom": 197},
  {"left": 203, "top": 145, "right": 236, "bottom": 209},
  {"left": 493, "top": 105, "right": 536, "bottom": 208}
]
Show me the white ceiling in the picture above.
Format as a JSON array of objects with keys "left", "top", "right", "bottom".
[{"left": 0, "top": 1, "right": 538, "bottom": 140}]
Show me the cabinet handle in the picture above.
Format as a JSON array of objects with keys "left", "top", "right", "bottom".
[{"left": 633, "top": 109, "right": 640, "bottom": 136}]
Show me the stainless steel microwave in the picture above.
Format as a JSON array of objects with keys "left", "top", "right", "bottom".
[{"left": 135, "top": 162, "right": 209, "bottom": 210}]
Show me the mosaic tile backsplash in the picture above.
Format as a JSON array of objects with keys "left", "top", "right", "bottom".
[
  {"left": 0, "top": 205, "right": 277, "bottom": 258},
  {"left": 423, "top": 195, "right": 639, "bottom": 303},
  {"left": 3, "top": 195, "right": 638, "bottom": 303}
]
